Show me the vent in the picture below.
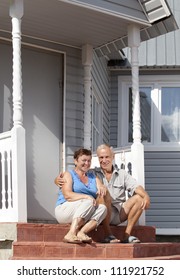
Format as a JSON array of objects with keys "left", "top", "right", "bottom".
[{"left": 138, "top": 0, "right": 171, "bottom": 23}]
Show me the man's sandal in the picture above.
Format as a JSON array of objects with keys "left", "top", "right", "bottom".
[
  {"left": 101, "top": 235, "right": 120, "bottom": 243},
  {"left": 122, "top": 236, "right": 140, "bottom": 243}
]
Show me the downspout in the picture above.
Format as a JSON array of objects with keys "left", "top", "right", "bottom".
[
  {"left": 82, "top": 44, "right": 93, "bottom": 149},
  {"left": 128, "top": 24, "right": 145, "bottom": 225},
  {"left": 10, "top": 0, "right": 27, "bottom": 222}
]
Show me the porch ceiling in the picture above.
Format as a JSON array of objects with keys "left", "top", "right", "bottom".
[{"left": 0, "top": 0, "right": 178, "bottom": 60}]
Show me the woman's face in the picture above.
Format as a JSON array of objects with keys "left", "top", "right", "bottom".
[{"left": 75, "top": 154, "right": 92, "bottom": 172}]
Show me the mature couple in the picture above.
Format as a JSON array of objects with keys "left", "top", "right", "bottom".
[{"left": 54, "top": 144, "right": 150, "bottom": 244}]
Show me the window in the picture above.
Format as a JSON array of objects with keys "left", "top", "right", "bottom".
[
  {"left": 92, "top": 92, "right": 103, "bottom": 151},
  {"left": 118, "top": 76, "right": 180, "bottom": 146},
  {"left": 161, "top": 87, "right": 180, "bottom": 142}
]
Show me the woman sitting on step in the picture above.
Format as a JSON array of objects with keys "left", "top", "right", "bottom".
[{"left": 55, "top": 148, "right": 111, "bottom": 244}]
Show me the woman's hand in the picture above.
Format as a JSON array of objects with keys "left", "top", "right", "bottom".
[
  {"left": 85, "top": 195, "right": 97, "bottom": 206},
  {"left": 96, "top": 177, "right": 107, "bottom": 197}
]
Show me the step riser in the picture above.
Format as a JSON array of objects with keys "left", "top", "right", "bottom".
[
  {"left": 12, "top": 242, "right": 180, "bottom": 259},
  {"left": 17, "top": 224, "right": 156, "bottom": 243}
]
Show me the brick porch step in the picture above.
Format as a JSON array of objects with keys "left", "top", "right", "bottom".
[
  {"left": 10, "top": 223, "right": 180, "bottom": 260},
  {"left": 12, "top": 240, "right": 180, "bottom": 260},
  {"left": 16, "top": 223, "right": 156, "bottom": 243}
]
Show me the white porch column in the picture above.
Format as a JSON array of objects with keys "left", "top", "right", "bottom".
[
  {"left": 128, "top": 24, "right": 145, "bottom": 225},
  {"left": 10, "top": 0, "right": 27, "bottom": 222},
  {"left": 82, "top": 44, "right": 93, "bottom": 149}
]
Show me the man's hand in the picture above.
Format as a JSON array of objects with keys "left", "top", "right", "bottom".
[
  {"left": 141, "top": 193, "right": 150, "bottom": 210},
  {"left": 54, "top": 172, "right": 66, "bottom": 187},
  {"left": 135, "top": 185, "right": 150, "bottom": 210}
]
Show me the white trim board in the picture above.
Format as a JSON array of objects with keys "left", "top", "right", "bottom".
[{"left": 156, "top": 228, "right": 180, "bottom": 235}]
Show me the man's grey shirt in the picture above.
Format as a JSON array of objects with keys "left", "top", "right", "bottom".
[{"left": 93, "top": 165, "right": 138, "bottom": 212}]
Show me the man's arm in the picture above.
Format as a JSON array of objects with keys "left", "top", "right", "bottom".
[{"left": 54, "top": 173, "right": 65, "bottom": 187}]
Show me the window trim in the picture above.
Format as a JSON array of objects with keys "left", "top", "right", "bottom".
[{"left": 118, "top": 75, "right": 180, "bottom": 148}]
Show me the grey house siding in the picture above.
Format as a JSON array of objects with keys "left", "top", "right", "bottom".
[
  {"left": 92, "top": 52, "right": 110, "bottom": 145},
  {"left": 124, "top": 0, "right": 180, "bottom": 67},
  {"left": 65, "top": 49, "right": 84, "bottom": 169},
  {"left": 65, "top": 50, "right": 110, "bottom": 169},
  {"left": 109, "top": 70, "right": 180, "bottom": 229},
  {"left": 145, "top": 151, "right": 180, "bottom": 228},
  {"left": 109, "top": 73, "right": 119, "bottom": 147}
]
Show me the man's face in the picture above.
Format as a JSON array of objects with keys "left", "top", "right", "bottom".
[{"left": 97, "top": 147, "right": 114, "bottom": 172}]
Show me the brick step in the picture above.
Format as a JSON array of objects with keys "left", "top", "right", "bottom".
[
  {"left": 16, "top": 223, "right": 156, "bottom": 243},
  {"left": 11, "top": 223, "right": 180, "bottom": 260},
  {"left": 12, "top": 241, "right": 180, "bottom": 260}
]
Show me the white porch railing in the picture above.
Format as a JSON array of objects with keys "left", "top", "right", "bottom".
[
  {"left": 91, "top": 146, "right": 145, "bottom": 225},
  {"left": 0, "top": 131, "right": 14, "bottom": 221},
  {"left": 0, "top": 128, "right": 27, "bottom": 222},
  {"left": 0, "top": 1, "right": 27, "bottom": 223}
]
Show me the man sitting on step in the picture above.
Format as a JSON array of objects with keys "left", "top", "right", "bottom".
[{"left": 55, "top": 144, "right": 150, "bottom": 243}]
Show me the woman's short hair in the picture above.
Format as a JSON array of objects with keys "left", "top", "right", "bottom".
[{"left": 73, "top": 148, "right": 92, "bottom": 160}]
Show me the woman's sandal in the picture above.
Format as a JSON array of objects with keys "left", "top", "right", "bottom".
[
  {"left": 77, "top": 232, "right": 92, "bottom": 243},
  {"left": 63, "top": 233, "right": 82, "bottom": 244}
]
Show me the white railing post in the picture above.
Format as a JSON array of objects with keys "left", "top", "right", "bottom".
[
  {"left": 10, "top": 0, "right": 27, "bottom": 222},
  {"left": 128, "top": 24, "right": 145, "bottom": 225},
  {"left": 82, "top": 44, "right": 93, "bottom": 149}
]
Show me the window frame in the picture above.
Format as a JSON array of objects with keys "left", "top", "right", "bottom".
[{"left": 118, "top": 75, "right": 180, "bottom": 148}]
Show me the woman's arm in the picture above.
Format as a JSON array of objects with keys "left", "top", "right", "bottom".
[{"left": 62, "top": 171, "right": 96, "bottom": 205}]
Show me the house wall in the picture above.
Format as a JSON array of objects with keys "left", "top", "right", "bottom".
[
  {"left": 124, "top": 0, "right": 180, "bottom": 67},
  {"left": 65, "top": 50, "right": 110, "bottom": 169},
  {"left": 0, "top": 42, "right": 12, "bottom": 133},
  {"left": 64, "top": 49, "right": 84, "bottom": 169},
  {"left": 145, "top": 150, "right": 180, "bottom": 229},
  {"left": 92, "top": 52, "right": 110, "bottom": 146},
  {"left": 109, "top": 69, "right": 180, "bottom": 230},
  {"left": 108, "top": 0, "right": 180, "bottom": 231},
  {"left": 0, "top": 40, "right": 91, "bottom": 221},
  {"left": 0, "top": 42, "right": 65, "bottom": 221}
]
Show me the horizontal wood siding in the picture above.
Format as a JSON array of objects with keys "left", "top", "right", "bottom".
[
  {"left": 109, "top": 72, "right": 119, "bottom": 147},
  {"left": 124, "top": 0, "right": 180, "bottom": 67},
  {"left": 65, "top": 49, "right": 84, "bottom": 169},
  {"left": 65, "top": 50, "right": 110, "bottom": 169},
  {"left": 144, "top": 151, "right": 180, "bottom": 228},
  {"left": 92, "top": 52, "right": 110, "bottom": 145}
]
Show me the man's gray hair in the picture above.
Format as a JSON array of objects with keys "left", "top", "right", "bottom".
[{"left": 96, "top": 144, "right": 114, "bottom": 154}]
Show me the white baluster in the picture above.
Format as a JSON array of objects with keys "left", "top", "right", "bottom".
[{"left": 7, "top": 149, "right": 12, "bottom": 208}]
